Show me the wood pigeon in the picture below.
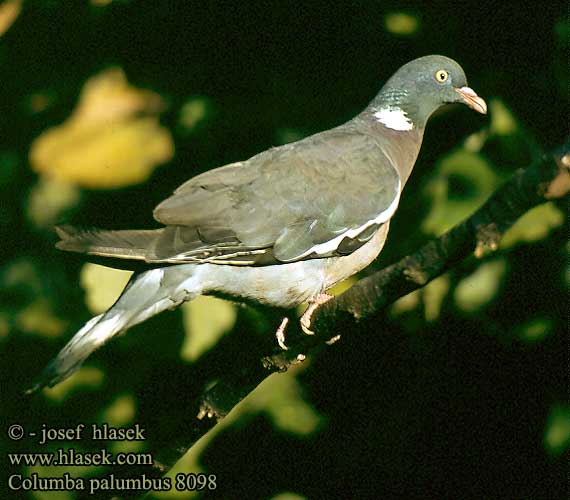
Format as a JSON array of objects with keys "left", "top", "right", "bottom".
[{"left": 29, "top": 55, "right": 486, "bottom": 392}]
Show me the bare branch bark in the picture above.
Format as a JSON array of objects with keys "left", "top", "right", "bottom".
[{"left": 132, "top": 145, "right": 568, "bottom": 499}]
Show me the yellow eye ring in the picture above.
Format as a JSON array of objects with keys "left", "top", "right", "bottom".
[{"left": 435, "top": 69, "right": 449, "bottom": 83}]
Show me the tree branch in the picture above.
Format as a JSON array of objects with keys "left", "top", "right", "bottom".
[{"left": 140, "top": 144, "right": 568, "bottom": 495}]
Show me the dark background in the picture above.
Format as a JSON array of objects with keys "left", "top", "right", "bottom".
[{"left": 1, "top": 1, "right": 567, "bottom": 499}]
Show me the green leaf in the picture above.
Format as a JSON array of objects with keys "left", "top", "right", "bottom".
[
  {"left": 423, "top": 150, "right": 501, "bottom": 235},
  {"left": 501, "top": 202, "right": 564, "bottom": 248},
  {"left": 544, "top": 404, "right": 570, "bottom": 456},
  {"left": 454, "top": 258, "right": 507, "bottom": 313}
]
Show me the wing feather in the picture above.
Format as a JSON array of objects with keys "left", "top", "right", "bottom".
[{"left": 150, "top": 126, "right": 401, "bottom": 264}]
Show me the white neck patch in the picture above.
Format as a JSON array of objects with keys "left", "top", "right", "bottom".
[{"left": 373, "top": 107, "right": 413, "bottom": 131}]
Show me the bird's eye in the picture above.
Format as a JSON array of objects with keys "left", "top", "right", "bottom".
[{"left": 435, "top": 69, "right": 449, "bottom": 83}]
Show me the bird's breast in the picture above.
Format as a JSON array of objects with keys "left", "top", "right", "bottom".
[
  {"left": 320, "top": 222, "right": 390, "bottom": 289},
  {"left": 196, "top": 222, "right": 391, "bottom": 308}
]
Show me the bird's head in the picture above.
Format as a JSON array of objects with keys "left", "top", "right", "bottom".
[{"left": 373, "top": 55, "right": 487, "bottom": 130}]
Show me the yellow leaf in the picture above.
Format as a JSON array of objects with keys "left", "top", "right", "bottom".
[
  {"left": 423, "top": 274, "right": 451, "bottom": 322},
  {"left": 384, "top": 12, "right": 420, "bottom": 36},
  {"left": 0, "top": 0, "right": 21, "bottom": 38},
  {"left": 101, "top": 393, "right": 136, "bottom": 427},
  {"left": 16, "top": 298, "right": 68, "bottom": 338},
  {"left": 80, "top": 263, "right": 132, "bottom": 314},
  {"left": 26, "top": 178, "right": 80, "bottom": 228},
  {"left": 100, "top": 393, "right": 145, "bottom": 455},
  {"left": 489, "top": 99, "right": 518, "bottom": 136},
  {"left": 30, "top": 68, "right": 173, "bottom": 189},
  {"left": 244, "top": 369, "right": 323, "bottom": 436},
  {"left": 181, "top": 296, "right": 236, "bottom": 362},
  {"left": 390, "top": 290, "right": 420, "bottom": 316},
  {"left": 42, "top": 366, "right": 105, "bottom": 403},
  {"left": 72, "top": 68, "right": 164, "bottom": 126}
]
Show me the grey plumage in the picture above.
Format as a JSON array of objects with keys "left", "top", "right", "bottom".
[
  {"left": 30, "top": 55, "right": 486, "bottom": 392},
  {"left": 59, "top": 127, "right": 407, "bottom": 265}
]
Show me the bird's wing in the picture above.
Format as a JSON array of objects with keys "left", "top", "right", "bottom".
[{"left": 151, "top": 126, "right": 401, "bottom": 265}]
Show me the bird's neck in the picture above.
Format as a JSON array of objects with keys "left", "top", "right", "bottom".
[
  {"left": 356, "top": 90, "right": 426, "bottom": 187},
  {"left": 366, "top": 88, "right": 426, "bottom": 131}
]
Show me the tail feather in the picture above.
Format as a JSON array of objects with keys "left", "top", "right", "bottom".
[
  {"left": 55, "top": 225, "right": 162, "bottom": 260},
  {"left": 27, "top": 313, "right": 116, "bottom": 393},
  {"left": 27, "top": 266, "right": 200, "bottom": 393}
]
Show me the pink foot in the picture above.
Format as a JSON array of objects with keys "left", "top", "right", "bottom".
[
  {"left": 276, "top": 317, "right": 290, "bottom": 350},
  {"left": 300, "top": 293, "right": 334, "bottom": 335}
]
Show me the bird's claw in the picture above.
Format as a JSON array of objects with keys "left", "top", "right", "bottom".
[
  {"left": 275, "top": 293, "right": 334, "bottom": 350},
  {"left": 300, "top": 293, "right": 334, "bottom": 335},
  {"left": 276, "top": 317, "right": 290, "bottom": 350}
]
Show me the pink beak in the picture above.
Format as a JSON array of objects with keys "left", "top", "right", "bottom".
[{"left": 455, "top": 86, "right": 487, "bottom": 114}]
